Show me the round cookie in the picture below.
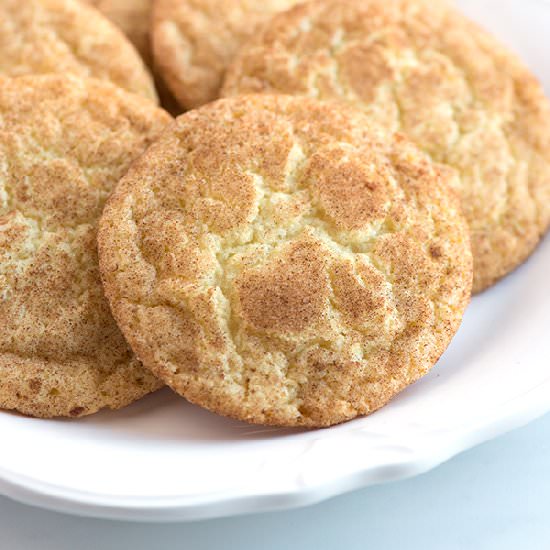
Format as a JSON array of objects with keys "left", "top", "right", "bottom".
[
  {"left": 223, "top": 0, "right": 550, "bottom": 293},
  {"left": 0, "top": 74, "right": 171, "bottom": 418},
  {"left": 0, "top": 0, "right": 157, "bottom": 102},
  {"left": 98, "top": 94, "right": 473, "bottom": 427},
  {"left": 83, "top": 0, "right": 182, "bottom": 115},
  {"left": 152, "top": 0, "right": 303, "bottom": 110},
  {"left": 84, "top": 0, "right": 153, "bottom": 66}
]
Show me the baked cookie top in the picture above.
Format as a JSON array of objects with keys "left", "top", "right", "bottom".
[
  {"left": 0, "top": 74, "right": 171, "bottom": 418},
  {"left": 98, "top": 94, "right": 472, "bottom": 427},
  {"left": 223, "top": 0, "right": 550, "bottom": 292},
  {"left": 85, "top": 0, "right": 153, "bottom": 66},
  {"left": 0, "top": 0, "right": 157, "bottom": 102},
  {"left": 152, "top": 0, "right": 303, "bottom": 110}
]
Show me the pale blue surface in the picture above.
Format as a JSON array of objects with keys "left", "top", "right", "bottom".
[{"left": 2, "top": 413, "right": 549, "bottom": 550}]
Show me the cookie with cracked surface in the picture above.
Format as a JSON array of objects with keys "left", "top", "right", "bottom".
[
  {"left": 0, "top": 0, "right": 157, "bottom": 102},
  {"left": 98, "top": 94, "right": 472, "bottom": 428},
  {"left": 151, "top": 0, "right": 303, "bottom": 110},
  {"left": 0, "top": 74, "right": 171, "bottom": 418},
  {"left": 222, "top": 0, "right": 550, "bottom": 293}
]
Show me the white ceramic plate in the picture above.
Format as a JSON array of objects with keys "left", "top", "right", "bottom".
[{"left": 1, "top": 0, "right": 550, "bottom": 523}]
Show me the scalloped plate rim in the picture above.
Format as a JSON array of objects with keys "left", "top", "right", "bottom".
[{"left": 0, "top": 373, "right": 549, "bottom": 522}]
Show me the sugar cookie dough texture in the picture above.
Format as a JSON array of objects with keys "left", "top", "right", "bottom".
[
  {"left": 0, "top": 75, "right": 170, "bottom": 418},
  {"left": 223, "top": 0, "right": 550, "bottom": 292},
  {"left": 0, "top": 0, "right": 157, "bottom": 101},
  {"left": 152, "top": 0, "right": 303, "bottom": 109},
  {"left": 99, "top": 95, "right": 472, "bottom": 427}
]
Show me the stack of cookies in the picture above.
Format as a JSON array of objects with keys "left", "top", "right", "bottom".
[{"left": 0, "top": 0, "right": 549, "bottom": 428}]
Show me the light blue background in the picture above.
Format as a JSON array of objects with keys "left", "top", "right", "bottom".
[{"left": 2, "top": 413, "right": 549, "bottom": 550}]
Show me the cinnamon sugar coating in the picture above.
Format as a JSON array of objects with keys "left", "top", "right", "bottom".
[
  {"left": 0, "top": 75, "right": 170, "bottom": 418},
  {"left": 223, "top": 0, "right": 550, "bottom": 292},
  {"left": 152, "top": 0, "right": 303, "bottom": 110},
  {"left": 98, "top": 95, "right": 472, "bottom": 427},
  {"left": 0, "top": 0, "right": 157, "bottom": 102}
]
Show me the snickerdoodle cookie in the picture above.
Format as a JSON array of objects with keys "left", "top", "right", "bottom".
[
  {"left": 98, "top": 95, "right": 472, "bottom": 427},
  {"left": 84, "top": 0, "right": 153, "bottom": 65},
  {"left": 151, "top": 0, "right": 303, "bottom": 110},
  {"left": 0, "top": 74, "right": 171, "bottom": 418},
  {"left": 223, "top": 0, "right": 550, "bottom": 292},
  {"left": 83, "top": 0, "right": 182, "bottom": 115},
  {"left": 0, "top": 0, "right": 157, "bottom": 102}
]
